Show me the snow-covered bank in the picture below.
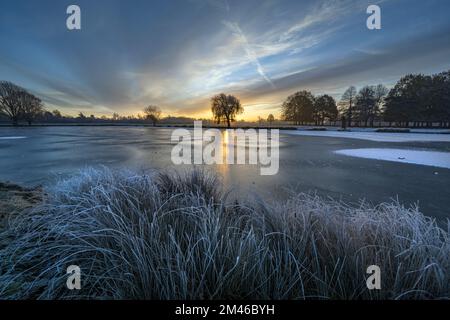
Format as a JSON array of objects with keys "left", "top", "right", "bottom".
[
  {"left": 0, "top": 136, "right": 27, "bottom": 140},
  {"left": 284, "top": 130, "right": 450, "bottom": 142},
  {"left": 335, "top": 148, "right": 450, "bottom": 169}
]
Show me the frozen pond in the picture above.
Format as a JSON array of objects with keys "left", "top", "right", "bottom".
[{"left": 1, "top": 126, "right": 450, "bottom": 219}]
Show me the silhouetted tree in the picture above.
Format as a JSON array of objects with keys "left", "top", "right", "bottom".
[
  {"left": 281, "top": 90, "right": 315, "bottom": 125},
  {"left": 21, "top": 92, "right": 44, "bottom": 125},
  {"left": 341, "top": 115, "right": 347, "bottom": 130},
  {"left": 0, "top": 81, "right": 45, "bottom": 125},
  {"left": 314, "top": 94, "right": 338, "bottom": 125},
  {"left": 112, "top": 113, "right": 120, "bottom": 121},
  {"left": 144, "top": 105, "right": 162, "bottom": 126},
  {"left": 211, "top": 93, "right": 243, "bottom": 128},
  {"left": 267, "top": 114, "right": 275, "bottom": 125},
  {"left": 355, "top": 86, "right": 376, "bottom": 127},
  {"left": 0, "top": 81, "right": 26, "bottom": 125},
  {"left": 41, "top": 111, "right": 54, "bottom": 122},
  {"left": 211, "top": 101, "right": 223, "bottom": 125},
  {"left": 431, "top": 70, "right": 450, "bottom": 127},
  {"left": 52, "top": 110, "right": 63, "bottom": 119},
  {"left": 384, "top": 74, "right": 433, "bottom": 127},
  {"left": 371, "top": 84, "right": 389, "bottom": 126},
  {"left": 257, "top": 116, "right": 263, "bottom": 126},
  {"left": 339, "top": 86, "right": 357, "bottom": 127}
]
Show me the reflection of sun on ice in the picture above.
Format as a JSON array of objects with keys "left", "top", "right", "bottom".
[
  {"left": 171, "top": 122, "right": 279, "bottom": 175},
  {"left": 217, "top": 130, "right": 230, "bottom": 177}
]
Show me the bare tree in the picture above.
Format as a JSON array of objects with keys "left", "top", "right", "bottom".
[
  {"left": 0, "top": 81, "right": 26, "bottom": 125},
  {"left": 21, "top": 92, "right": 44, "bottom": 125},
  {"left": 257, "top": 116, "right": 263, "bottom": 126},
  {"left": 267, "top": 114, "right": 275, "bottom": 126},
  {"left": 144, "top": 105, "right": 162, "bottom": 126},
  {"left": 339, "top": 86, "right": 357, "bottom": 127},
  {"left": 211, "top": 96, "right": 224, "bottom": 124},
  {"left": 211, "top": 93, "right": 243, "bottom": 128},
  {"left": 372, "top": 84, "right": 389, "bottom": 126},
  {"left": 0, "top": 81, "right": 44, "bottom": 125},
  {"left": 355, "top": 86, "right": 376, "bottom": 127}
]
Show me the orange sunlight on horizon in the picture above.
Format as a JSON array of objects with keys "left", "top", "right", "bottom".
[{"left": 60, "top": 96, "right": 282, "bottom": 122}]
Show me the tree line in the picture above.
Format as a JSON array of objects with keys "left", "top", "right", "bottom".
[
  {"left": 281, "top": 91, "right": 338, "bottom": 126},
  {"left": 338, "top": 84, "right": 388, "bottom": 128},
  {"left": 0, "top": 80, "right": 166, "bottom": 126},
  {"left": 3, "top": 69, "right": 449, "bottom": 128},
  {"left": 383, "top": 70, "right": 450, "bottom": 127},
  {"left": 281, "top": 69, "right": 450, "bottom": 128}
]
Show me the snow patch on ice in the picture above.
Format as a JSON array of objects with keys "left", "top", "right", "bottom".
[
  {"left": 284, "top": 130, "right": 450, "bottom": 142},
  {"left": 335, "top": 148, "right": 450, "bottom": 169}
]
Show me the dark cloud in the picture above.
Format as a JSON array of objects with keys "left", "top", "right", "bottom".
[{"left": 242, "top": 25, "right": 450, "bottom": 102}]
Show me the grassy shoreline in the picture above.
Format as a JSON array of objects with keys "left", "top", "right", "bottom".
[
  {"left": 0, "top": 168, "right": 449, "bottom": 300},
  {"left": 0, "top": 182, "right": 41, "bottom": 230}
]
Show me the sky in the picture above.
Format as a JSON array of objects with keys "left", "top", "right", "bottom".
[{"left": 1, "top": 0, "right": 450, "bottom": 120}]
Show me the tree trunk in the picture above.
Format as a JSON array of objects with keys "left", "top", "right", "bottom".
[{"left": 347, "top": 107, "right": 352, "bottom": 128}]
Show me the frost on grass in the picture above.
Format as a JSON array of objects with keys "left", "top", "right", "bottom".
[{"left": 0, "top": 168, "right": 449, "bottom": 300}]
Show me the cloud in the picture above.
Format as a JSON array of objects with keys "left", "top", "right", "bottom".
[
  {"left": 0, "top": 0, "right": 449, "bottom": 119},
  {"left": 242, "top": 25, "right": 450, "bottom": 103},
  {"left": 222, "top": 21, "right": 275, "bottom": 88}
]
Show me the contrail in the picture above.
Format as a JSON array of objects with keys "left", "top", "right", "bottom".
[{"left": 223, "top": 21, "right": 275, "bottom": 88}]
